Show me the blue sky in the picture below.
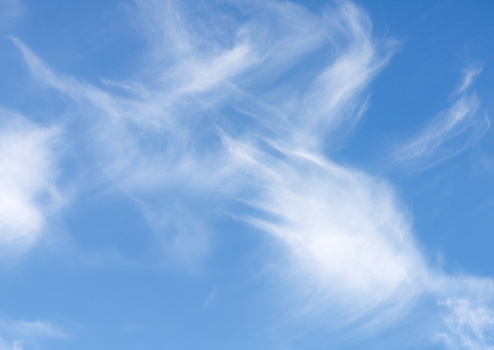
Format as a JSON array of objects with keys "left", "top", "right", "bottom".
[{"left": 1, "top": 0, "right": 494, "bottom": 349}]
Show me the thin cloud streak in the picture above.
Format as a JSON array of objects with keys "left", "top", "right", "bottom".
[
  {"left": 455, "top": 64, "right": 483, "bottom": 96},
  {"left": 298, "top": 2, "right": 395, "bottom": 141},
  {"left": 394, "top": 69, "right": 490, "bottom": 169}
]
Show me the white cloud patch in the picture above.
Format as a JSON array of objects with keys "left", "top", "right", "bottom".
[
  {"left": 436, "top": 298, "right": 494, "bottom": 349},
  {"left": 228, "top": 140, "right": 427, "bottom": 324},
  {"left": 0, "top": 109, "right": 62, "bottom": 254}
]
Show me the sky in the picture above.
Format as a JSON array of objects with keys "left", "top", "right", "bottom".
[{"left": 0, "top": 0, "right": 494, "bottom": 349}]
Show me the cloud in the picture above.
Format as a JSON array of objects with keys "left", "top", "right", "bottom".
[
  {"left": 436, "top": 298, "right": 494, "bottom": 349},
  {"left": 0, "top": 108, "right": 62, "bottom": 254},
  {"left": 0, "top": 319, "right": 67, "bottom": 339},
  {"left": 296, "top": 2, "right": 395, "bottom": 140},
  {"left": 11, "top": 0, "right": 392, "bottom": 267},
  {"left": 455, "top": 64, "right": 483, "bottom": 96},
  {"left": 9, "top": 0, "right": 494, "bottom": 348},
  {"left": 0, "top": 318, "right": 67, "bottom": 350},
  {"left": 228, "top": 140, "right": 427, "bottom": 322},
  {"left": 393, "top": 69, "right": 490, "bottom": 168}
]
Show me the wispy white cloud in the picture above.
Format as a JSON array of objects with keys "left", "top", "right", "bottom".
[
  {"left": 394, "top": 69, "right": 490, "bottom": 168},
  {"left": 0, "top": 108, "right": 62, "bottom": 255},
  {"left": 227, "top": 139, "right": 427, "bottom": 322},
  {"left": 455, "top": 64, "right": 483, "bottom": 96},
  {"left": 0, "top": 318, "right": 67, "bottom": 350},
  {"left": 297, "top": 2, "right": 395, "bottom": 140},
  {"left": 436, "top": 298, "right": 494, "bottom": 349},
  {"left": 10, "top": 0, "right": 494, "bottom": 348},
  {"left": 0, "top": 319, "right": 67, "bottom": 339},
  {"left": 13, "top": 1, "right": 386, "bottom": 267}
]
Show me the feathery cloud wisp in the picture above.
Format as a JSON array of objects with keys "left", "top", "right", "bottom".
[{"left": 394, "top": 68, "right": 490, "bottom": 168}]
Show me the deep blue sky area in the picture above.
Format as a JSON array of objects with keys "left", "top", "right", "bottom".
[{"left": 0, "top": 1, "right": 494, "bottom": 349}]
